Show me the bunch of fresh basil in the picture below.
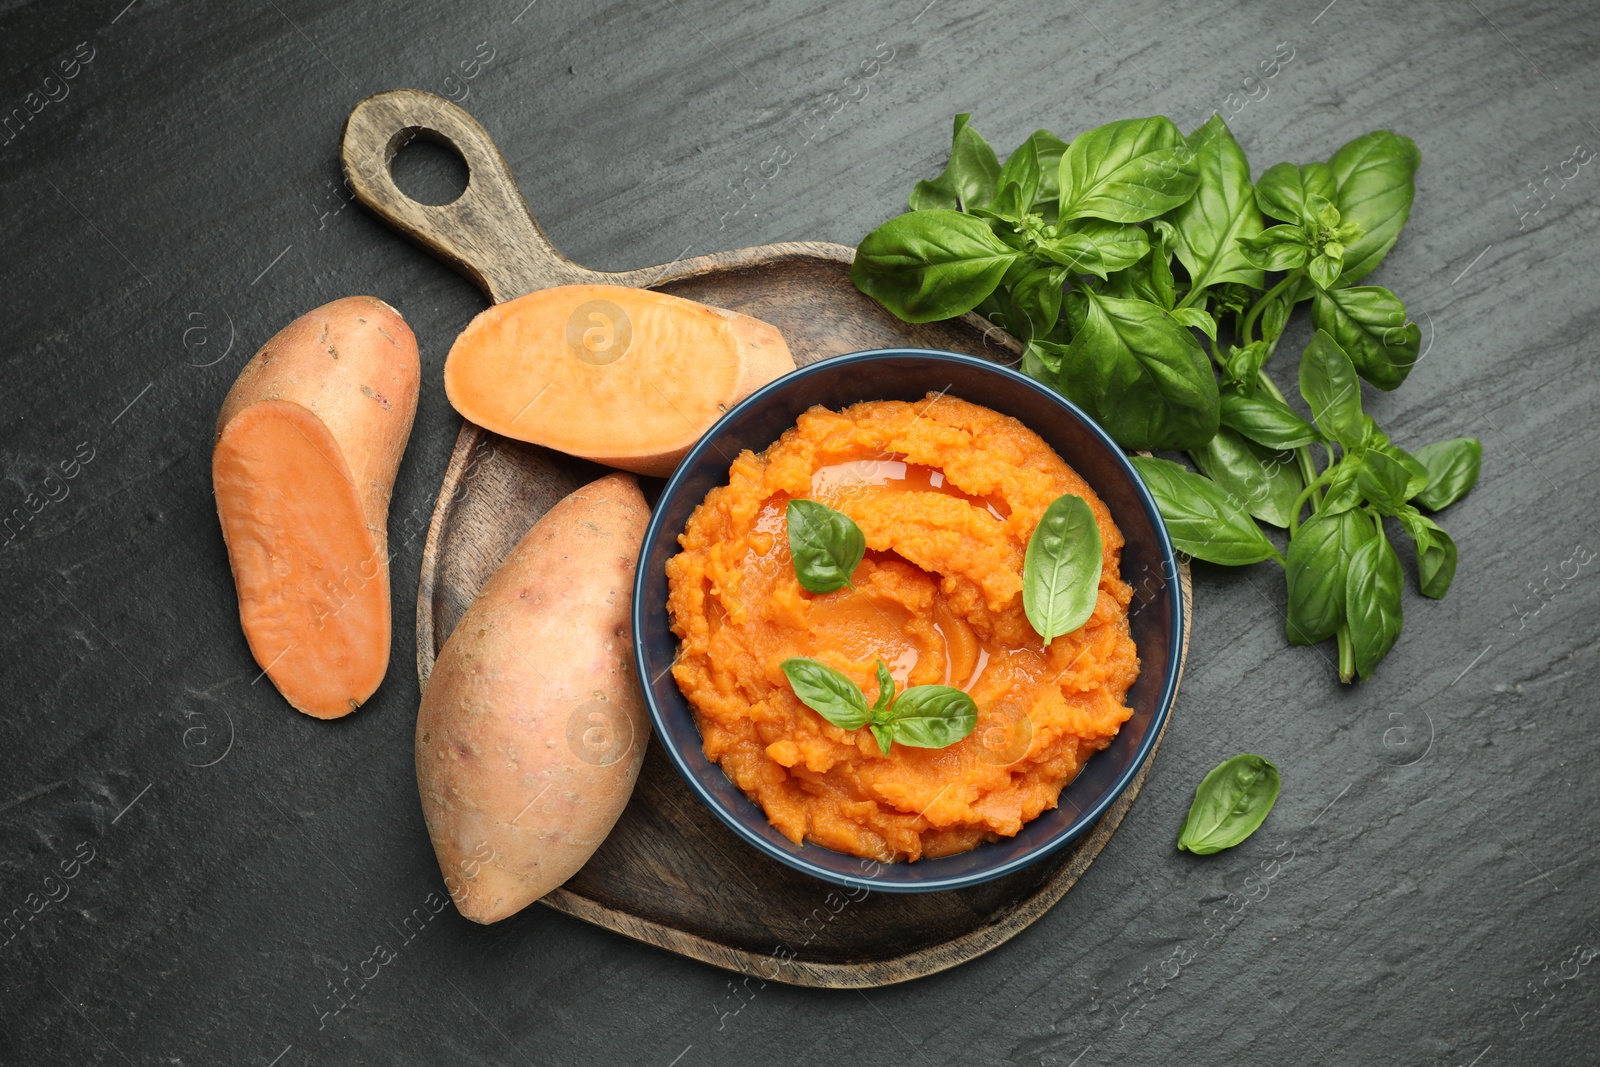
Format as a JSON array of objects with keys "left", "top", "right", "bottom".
[{"left": 852, "top": 113, "right": 1481, "bottom": 682}]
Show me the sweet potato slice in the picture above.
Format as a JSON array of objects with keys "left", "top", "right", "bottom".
[
  {"left": 213, "top": 296, "right": 420, "bottom": 718},
  {"left": 415, "top": 472, "right": 650, "bottom": 922},
  {"left": 443, "top": 284, "right": 794, "bottom": 477}
]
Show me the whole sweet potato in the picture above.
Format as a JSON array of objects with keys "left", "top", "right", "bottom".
[{"left": 415, "top": 472, "right": 650, "bottom": 922}]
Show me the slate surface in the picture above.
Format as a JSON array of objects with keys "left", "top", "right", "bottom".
[{"left": 2, "top": 1, "right": 1597, "bottom": 1064}]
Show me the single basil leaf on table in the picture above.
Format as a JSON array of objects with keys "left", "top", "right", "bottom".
[
  {"left": 851, "top": 210, "right": 1023, "bottom": 322},
  {"left": 1177, "top": 753, "right": 1281, "bottom": 855},
  {"left": 1219, "top": 390, "right": 1321, "bottom": 450},
  {"left": 1344, "top": 519, "right": 1405, "bottom": 680},
  {"left": 1058, "top": 116, "right": 1200, "bottom": 223},
  {"left": 780, "top": 658, "right": 870, "bottom": 730},
  {"left": 1398, "top": 505, "right": 1458, "bottom": 598},
  {"left": 1298, "top": 329, "right": 1365, "bottom": 449},
  {"left": 1413, "top": 437, "right": 1482, "bottom": 510},
  {"left": 1022, "top": 493, "right": 1104, "bottom": 642},
  {"left": 909, "top": 113, "right": 1002, "bottom": 211},
  {"left": 1310, "top": 285, "right": 1420, "bottom": 390},
  {"left": 786, "top": 498, "right": 865, "bottom": 593},
  {"left": 881, "top": 686, "right": 979, "bottom": 752},
  {"left": 1057, "top": 292, "right": 1220, "bottom": 451},
  {"left": 1129, "top": 456, "right": 1280, "bottom": 565},
  {"left": 1040, "top": 218, "right": 1151, "bottom": 279},
  {"left": 1190, "top": 425, "right": 1304, "bottom": 529},
  {"left": 1168, "top": 113, "right": 1266, "bottom": 295},
  {"left": 1255, "top": 161, "right": 1338, "bottom": 225},
  {"left": 1285, "top": 508, "right": 1372, "bottom": 644},
  {"left": 1328, "top": 130, "right": 1421, "bottom": 285}
]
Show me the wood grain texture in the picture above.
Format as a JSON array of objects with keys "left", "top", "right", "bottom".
[{"left": 346, "top": 90, "right": 1192, "bottom": 987}]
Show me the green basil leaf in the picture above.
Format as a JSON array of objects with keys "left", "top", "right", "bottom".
[
  {"left": 1009, "top": 265, "right": 1068, "bottom": 342},
  {"left": 1298, "top": 329, "right": 1364, "bottom": 448},
  {"left": 1307, "top": 252, "right": 1342, "bottom": 290},
  {"left": 909, "top": 113, "right": 1002, "bottom": 212},
  {"left": 1398, "top": 506, "right": 1458, "bottom": 598},
  {"left": 1022, "top": 493, "right": 1104, "bottom": 642},
  {"left": 994, "top": 137, "right": 1044, "bottom": 217},
  {"left": 1129, "top": 456, "right": 1279, "bottom": 565},
  {"left": 1320, "top": 453, "right": 1365, "bottom": 515},
  {"left": 1329, "top": 130, "right": 1421, "bottom": 284},
  {"left": 1376, "top": 442, "right": 1431, "bottom": 499},
  {"left": 781, "top": 658, "right": 870, "bottom": 730},
  {"left": 1219, "top": 391, "right": 1321, "bottom": 449},
  {"left": 1041, "top": 218, "right": 1152, "bottom": 279},
  {"left": 1190, "top": 425, "right": 1304, "bottom": 529},
  {"left": 1177, "top": 753, "right": 1281, "bottom": 855},
  {"left": 1023, "top": 339, "right": 1065, "bottom": 381},
  {"left": 1285, "top": 508, "right": 1371, "bottom": 644},
  {"left": 1260, "top": 290, "right": 1292, "bottom": 345},
  {"left": 1058, "top": 116, "right": 1200, "bottom": 223},
  {"left": 1360, "top": 413, "right": 1391, "bottom": 448},
  {"left": 1169, "top": 114, "right": 1265, "bottom": 292},
  {"left": 1147, "top": 228, "right": 1178, "bottom": 310},
  {"left": 881, "top": 686, "right": 979, "bottom": 751},
  {"left": 1058, "top": 292, "right": 1220, "bottom": 451},
  {"left": 1239, "top": 235, "right": 1311, "bottom": 273},
  {"left": 1019, "top": 129, "right": 1070, "bottom": 220},
  {"left": 1169, "top": 306, "right": 1217, "bottom": 342},
  {"left": 1413, "top": 437, "right": 1482, "bottom": 511},
  {"left": 1356, "top": 448, "right": 1413, "bottom": 515},
  {"left": 1344, "top": 522, "right": 1405, "bottom": 680},
  {"left": 1221, "top": 341, "right": 1270, "bottom": 392},
  {"left": 1310, "top": 285, "right": 1420, "bottom": 391},
  {"left": 851, "top": 210, "right": 1023, "bottom": 322},
  {"left": 786, "top": 499, "right": 865, "bottom": 593},
  {"left": 872, "top": 658, "right": 897, "bottom": 714},
  {"left": 1255, "top": 161, "right": 1338, "bottom": 225}
]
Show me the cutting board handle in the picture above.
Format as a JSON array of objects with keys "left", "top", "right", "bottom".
[{"left": 340, "top": 89, "right": 606, "bottom": 303}]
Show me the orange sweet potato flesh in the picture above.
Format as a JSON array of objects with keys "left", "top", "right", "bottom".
[
  {"left": 414, "top": 472, "right": 650, "bottom": 923},
  {"left": 213, "top": 296, "right": 420, "bottom": 719},
  {"left": 443, "top": 284, "right": 794, "bottom": 477}
]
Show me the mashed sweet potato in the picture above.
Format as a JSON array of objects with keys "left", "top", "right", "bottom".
[{"left": 665, "top": 394, "right": 1139, "bottom": 862}]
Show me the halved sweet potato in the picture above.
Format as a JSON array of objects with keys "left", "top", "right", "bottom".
[
  {"left": 213, "top": 296, "right": 419, "bottom": 718},
  {"left": 443, "top": 284, "right": 793, "bottom": 476}
]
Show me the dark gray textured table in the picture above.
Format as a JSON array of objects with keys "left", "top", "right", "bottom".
[{"left": 3, "top": 1, "right": 1596, "bottom": 1064}]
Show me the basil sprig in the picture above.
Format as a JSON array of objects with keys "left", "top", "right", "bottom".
[
  {"left": 1021, "top": 493, "right": 1103, "bottom": 643},
  {"left": 852, "top": 112, "right": 1474, "bottom": 683},
  {"left": 1177, "top": 754, "right": 1281, "bottom": 855},
  {"left": 781, "top": 657, "right": 977, "bottom": 755},
  {"left": 786, "top": 499, "right": 865, "bottom": 594}
]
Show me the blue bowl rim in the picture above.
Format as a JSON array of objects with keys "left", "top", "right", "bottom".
[{"left": 632, "top": 347, "right": 1183, "bottom": 893}]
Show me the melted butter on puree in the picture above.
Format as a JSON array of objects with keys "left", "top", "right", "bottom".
[{"left": 665, "top": 394, "right": 1140, "bottom": 862}]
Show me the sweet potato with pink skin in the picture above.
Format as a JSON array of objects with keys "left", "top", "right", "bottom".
[
  {"left": 415, "top": 472, "right": 650, "bottom": 922},
  {"left": 213, "top": 296, "right": 419, "bottom": 719}
]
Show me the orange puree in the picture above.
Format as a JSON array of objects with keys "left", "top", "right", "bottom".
[{"left": 664, "top": 394, "right": 1140, "bottom": 862}]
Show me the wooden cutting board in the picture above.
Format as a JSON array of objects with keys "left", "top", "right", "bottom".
[{"left": 340, "top": 89, "right": 1192, "bottom": 988}]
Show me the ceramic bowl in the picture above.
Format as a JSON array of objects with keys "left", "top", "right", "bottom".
[{"left": 632, "top": 349, "right": 1182, "bottom": 892}]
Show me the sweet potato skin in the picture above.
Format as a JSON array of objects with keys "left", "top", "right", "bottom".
[
  {"left": 213, "top": 296, "right": 420, "bottom": 718},
  {"left": 217, "top": 296, "right": 419, "bottom": 559},
  {"left": 415, "top": 472, "right": 650, "bottom": 922}
]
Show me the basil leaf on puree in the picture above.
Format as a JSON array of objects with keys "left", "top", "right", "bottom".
[
  {"left": 786, "top": 498, "right": 865, "bottom": 594},
  {"left": 1177, "top": 754, "right": 1281, "bottom": 855},
  {"left": 1022, "top": 493, "right": 1103, "bottom": 643},
  {"left": 781, "top": 657, "right": 978, "bottom": 755}
]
